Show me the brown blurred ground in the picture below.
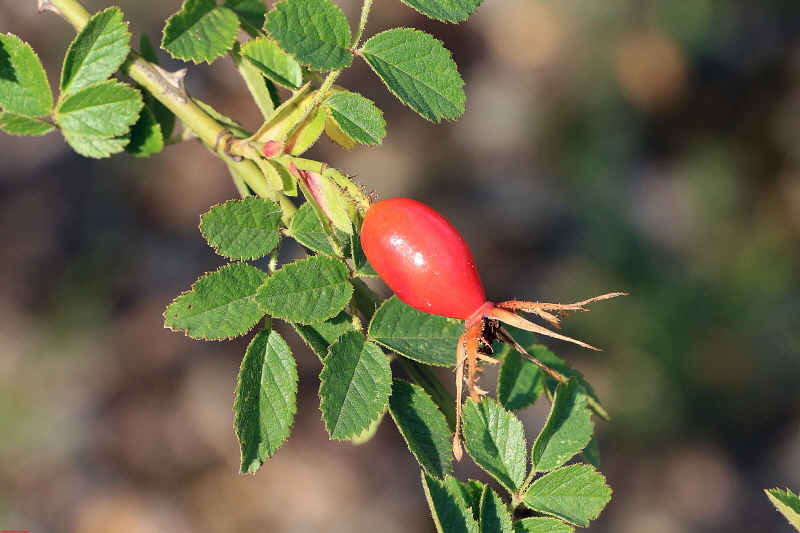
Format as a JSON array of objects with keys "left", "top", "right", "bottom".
[{"left": 1, "top": 0, "right": 800, "bottom": 531}]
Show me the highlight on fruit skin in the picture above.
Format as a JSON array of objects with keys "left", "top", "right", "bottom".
[{"left": 360, "top": 197, "right": 627, "bottom": 459}]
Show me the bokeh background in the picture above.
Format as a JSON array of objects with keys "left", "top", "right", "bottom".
[{"left": 2, "top": 0, "right": 800, "bottom": 531}]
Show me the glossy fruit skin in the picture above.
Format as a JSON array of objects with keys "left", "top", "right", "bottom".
[{"left": 361, "top": 198, "right": 487, "bottom": 320}]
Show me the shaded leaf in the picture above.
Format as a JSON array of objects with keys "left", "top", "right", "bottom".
[
  {"left": 286, "top": 201, "right": 348, "bottom": 255},
  {"left": 164, "top": 262, "right": 268, "bottom": 339},
  {"left": 241, "top": 37, "right": 303, "bottom": 89},
  {"left": 479, "top": 486, "right": 513, "bottom": 533},
  {"left": 512, "top": 517, "right": 574, "bottom": 533},
  {"left": 388, "top": 379, "right": 453, "bottom": 479},
  {"left": 497, "top": 342, "right": 545, "bottom": 411},
  {"left": 360, "top": 28, "right": 464, "bottom": 122},
  {"left": 200, "top": 197, "right": 283, "bottom": 260},
  {"left": 125, "top": 106, "right": 164, "bottom": 157},
  {"left": 461, "top": 398, "right": 527, "bottom": 494},
  {"left": 0, "top": 113, "right": 55, "bottom": 136},
  {"left": 162, "top": 0, "right": 239, "bottom": 63},
  {"left": 422, "top": 473, "right": 480, "bottom": 533},
  {"left": 61, "top": 7, "right": 131, "bottom": 94},
  {"left": 235, "top": 328, "right": 297, "bottom": 472},
  {"left": 265, "top": 0, "right": 352, "bottom": 71},
  {"left": 522, "top": 464, "right": 612, "bottom": 527},
  {"left": 325, "top": 92, "right": 385, "bottom": 146},
  {"left": 293, "top": 310, "right": 353, "bottom": 359},
  {"left": 319, "top": 331, "right": 391, "bottom": 439},
  {"left": 224, "top": 0, "right": 268, "bottom": 29},
  {"left": 0, "top": 33, "right": 52, "bottom": 117},
  {"left": 368, "top": 296, "right": 461, "bottom": 366},
  {"left": 255, "top": 255, "right": 352, "bottom": 324}
]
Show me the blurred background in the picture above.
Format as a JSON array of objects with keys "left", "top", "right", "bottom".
[{"left": 1, "top": 0, "right": 800, "bottom": 531}]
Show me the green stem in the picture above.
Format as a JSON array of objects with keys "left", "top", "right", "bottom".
[
  {"left": 288, "top": 69, "right": 341, "bottom": 135},
  {"left": 351, "top": 0, "right": 374, "bottom": 49}
]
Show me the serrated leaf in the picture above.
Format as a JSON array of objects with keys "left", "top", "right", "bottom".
[
  {"left": 62, "top": 131, "right": 130, "bottom": 158},
  {"left": 265, "top": 0, "right": 352, "bottom": 71},
  {"left": 224, "top": 0, "right": 268, "bottom": 29},
  {"left": 200, "top": 197, "right": 283, "bottom": 260},
  {"left": 162, "top": 0, "right": 239, "bottom": 63},
  {"left": 448, "top": 478, "right": 485, "bottom": 521},
  {"left": 368, "top": 296, "right": 461, "bottom": 366},
  {"left": 388, "top": 379, "right": 453, "bottom": 479},
  {"left": 325, "top": 92, "right": 385, "bottom": 146},
  {"left": 351, "top": 230, "right": 378, "bottom": 277},
  {"left": 125, "top": 106, "right": 164, "bottom": 157},
  {"left": 512, "top": 517, "right": 574, "bottom": 533},
  {"left": 319, "top": 331, "right": 391, "bottom": 439},
  {"left": 497, "top": 342, "right": 545, "bottom": 411},
  {"left": 286, "top": 200, "right": 348, "bottom": 255},
  {"left": 0, "top": 113, "right": 55, "bottom": 136},
  {"left": 480, "top": 486, "right": 513, "bottom": 533},
  {"left": 399, "top": 0, "right": 482, "bottom": 23},
  {"left": 324, "top": 114, "right": 355, "bottom": 149},
  {"left": 360, "top": 28, "right": 464, "bottom": 122},
  {"left": 165, "top": 262, "right": 268, "bottom": 339},
  {"left": 461, "top": 397, "right": 527, "bottom": 494},
  {"left": 241, "top": 37, "right": 303, "bottom": 89},
  {"left": 286, "top": 104, "right": 326, "bottom": 155},
  {"left": 532, "top": 379, "right": 594, "bottom": 473},
  {"left": 766, "top": 488, "right": 800, "bottom": 530},
  {"left": 580, "top": 436, "right": 600, "bottom": 468},
  {"left": 423, "top": 473, "right": 480, "bottom": 533},
  {"left": 522, "top": 464, "right": 612, "bottom": 527},
  {"left": 55, "top": 80, "right": 143, "bottom": 137},
  {"left": 293, "top": 310, "right": 353, "bottom": 359},
  {"left": 61, "top": 7, "right": 130, "bottom": 95},
  {"left": 235, "top": 328, "right": 298, "bottom": 472},
  {"left": 0, "top": 33, "right": 52, "bottom": 117},
  {"left": 233, "top": 47, "right": 278, "bottom": 117},
  {"left": 255, "top": 255, "right": 352, "bottom": 324}
]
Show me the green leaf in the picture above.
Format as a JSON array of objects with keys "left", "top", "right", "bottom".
[
  {"left": 0, "top": 113, "right": 55, "bottom": 136},
  {"left": 580, "top": 436, "right": 600, "bottom": 468},
  {"left": 255, "top": 255, "right": 353, "bottom": 324},
  {"left": 398, "top": 0, "right": 482, "bottom": 22},
  {"left": 0, "top": 33, "right": 52, "bottom": 117},
  {"left": 479, "top": 486, "right": 513, "bottom": 533},
  {"left": 512, "top": 517, "right": 574, "bottom": 533},
  {"left": 233, "top": 46, "right": 278, "bottom": 118},
  {"left": 352, "top": 230, "right": 378, "bottom": 277},
  {"left": 241, "top": 37, "right": 303, "bottom": 89},
  {"left": 522, "top": 464, "right": 612, "bottom": 527},
  {"left": 293, "top": 310, "right": 353, "bottom": 359},
  {"left": 324, "top": 115, "right": 355, "bottom": 150},
  {"left": 388, "top": 379, "right": 453, "bottom": 479},
  {"left": 162, "top": 0, "right": 240, "bottom": 64},
  {"left": 235, "top": 328, "right": 298, "bottom": 472},
  {"left": 531, "top": 379, "right": 594, "bottom": 473},
  {"left": 325, "top": 92, "right": 385, "bottom": 146},
  {"left": 125, "top": 106, "right": 164, "bottom": 157},
  {"left": 265, "top": 0, "right": 352, "bottom": 71},
  {"left": 200, "top": 197, "right": 283, "bottom": 260},
  {"left": 61, "top": 7, "right": 130, "bottom": 95},
  {"left": 55, "top": 80, "right": 143, "bottom": 137},
  {"left": 287, "top": 201, "right": 348, "bottom": 255},
  {"left": 360, "top": 28, "right": 465, "bottom": 122},
  {"left": 461, "top": 397, "right": 527, "bottom": 494},
  {"left": 62, "top": 131, "right": 130, "bottom": 158},
  {"left": 422, "top": 473, "right": 480, "bottom": 533},
  {"left": 224, "top": 0, "right": 268, "bottom": 29},
  {"left": 368, "top": 296, "right": 461, "bottom": 366},
  {"left": 286, "top": 104, "right": 327, "bottom": 155},
  {"left": 766, "top": 488, "right": 800, "bottom": 530},
  {"left": 497, "top": 342, "right": 545, "bottom": 411},
  {"left": 319, "top": 331, "right": 391, "bottom": 439},
  {"left": 448, "top": 478, "right": 485, "bottom": 521},
  {"left": 164, "top": 262, "right": 268, "bottom": 339}
]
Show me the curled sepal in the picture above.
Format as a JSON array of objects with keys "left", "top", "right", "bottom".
[
  {"left": 319, "top": 331, "right": 391, "bottom": 440},
  {"left": 164, "top": 262, "right": 268, "bottom": 339},
  {"left": 235, "top": 328, "right": 298, "bottom": 473},
  {"left": 199, "top": 197, "right": 283, "bottom": 260},
  {"left": 521, "top": 464, "right": 612, "bottom": 527}
]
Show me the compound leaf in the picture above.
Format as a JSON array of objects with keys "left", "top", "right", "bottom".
[
  {"left": 162, "top": 0, "right": 239, "bottom": 63},
  {"left": 388, "top": 379, "right": 453, "bottom": 479},
  {"left": 235, "top": 328, "right": 297, "bottom": 472},
  {"left": 360, "top": 28, "right": 464, "bottom": 122},
  {"left": 265, "top": 0, "right": 352, "bottom": 71},
  {"left": 325, "top": 92, "right": 385, "bottom": 146},
  {"left": 368, "top": 296, "right": 461, "bottom": 366},
  {"left": 319, "top": 331, "right": 391, "bottom": 439},
  {"left": 0, "top": 33, "right": 52, "bottom": 117},
  {"left": 522, "top": 464, "right": 612, "bottom": 527},
  {"left": 200, "top": 197, "right": 283, "bottom": 260},
  {"left": 241, "top": 37, "right": 303, "bottom": 89},
  {"left": 61, "top": 7, "right": 131, "bottom": 95},
  {"left": 461, "top": 397, "right": 527, "bottom": 494},
  {"left": 164, "top": 262, "right": 268, "bottom": 339},
  {"left": 532, "top": 379, "right": 594, "bottom": 473},
  {"left": 255, "top": 255, "right": 352, "bottom": 324}
]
